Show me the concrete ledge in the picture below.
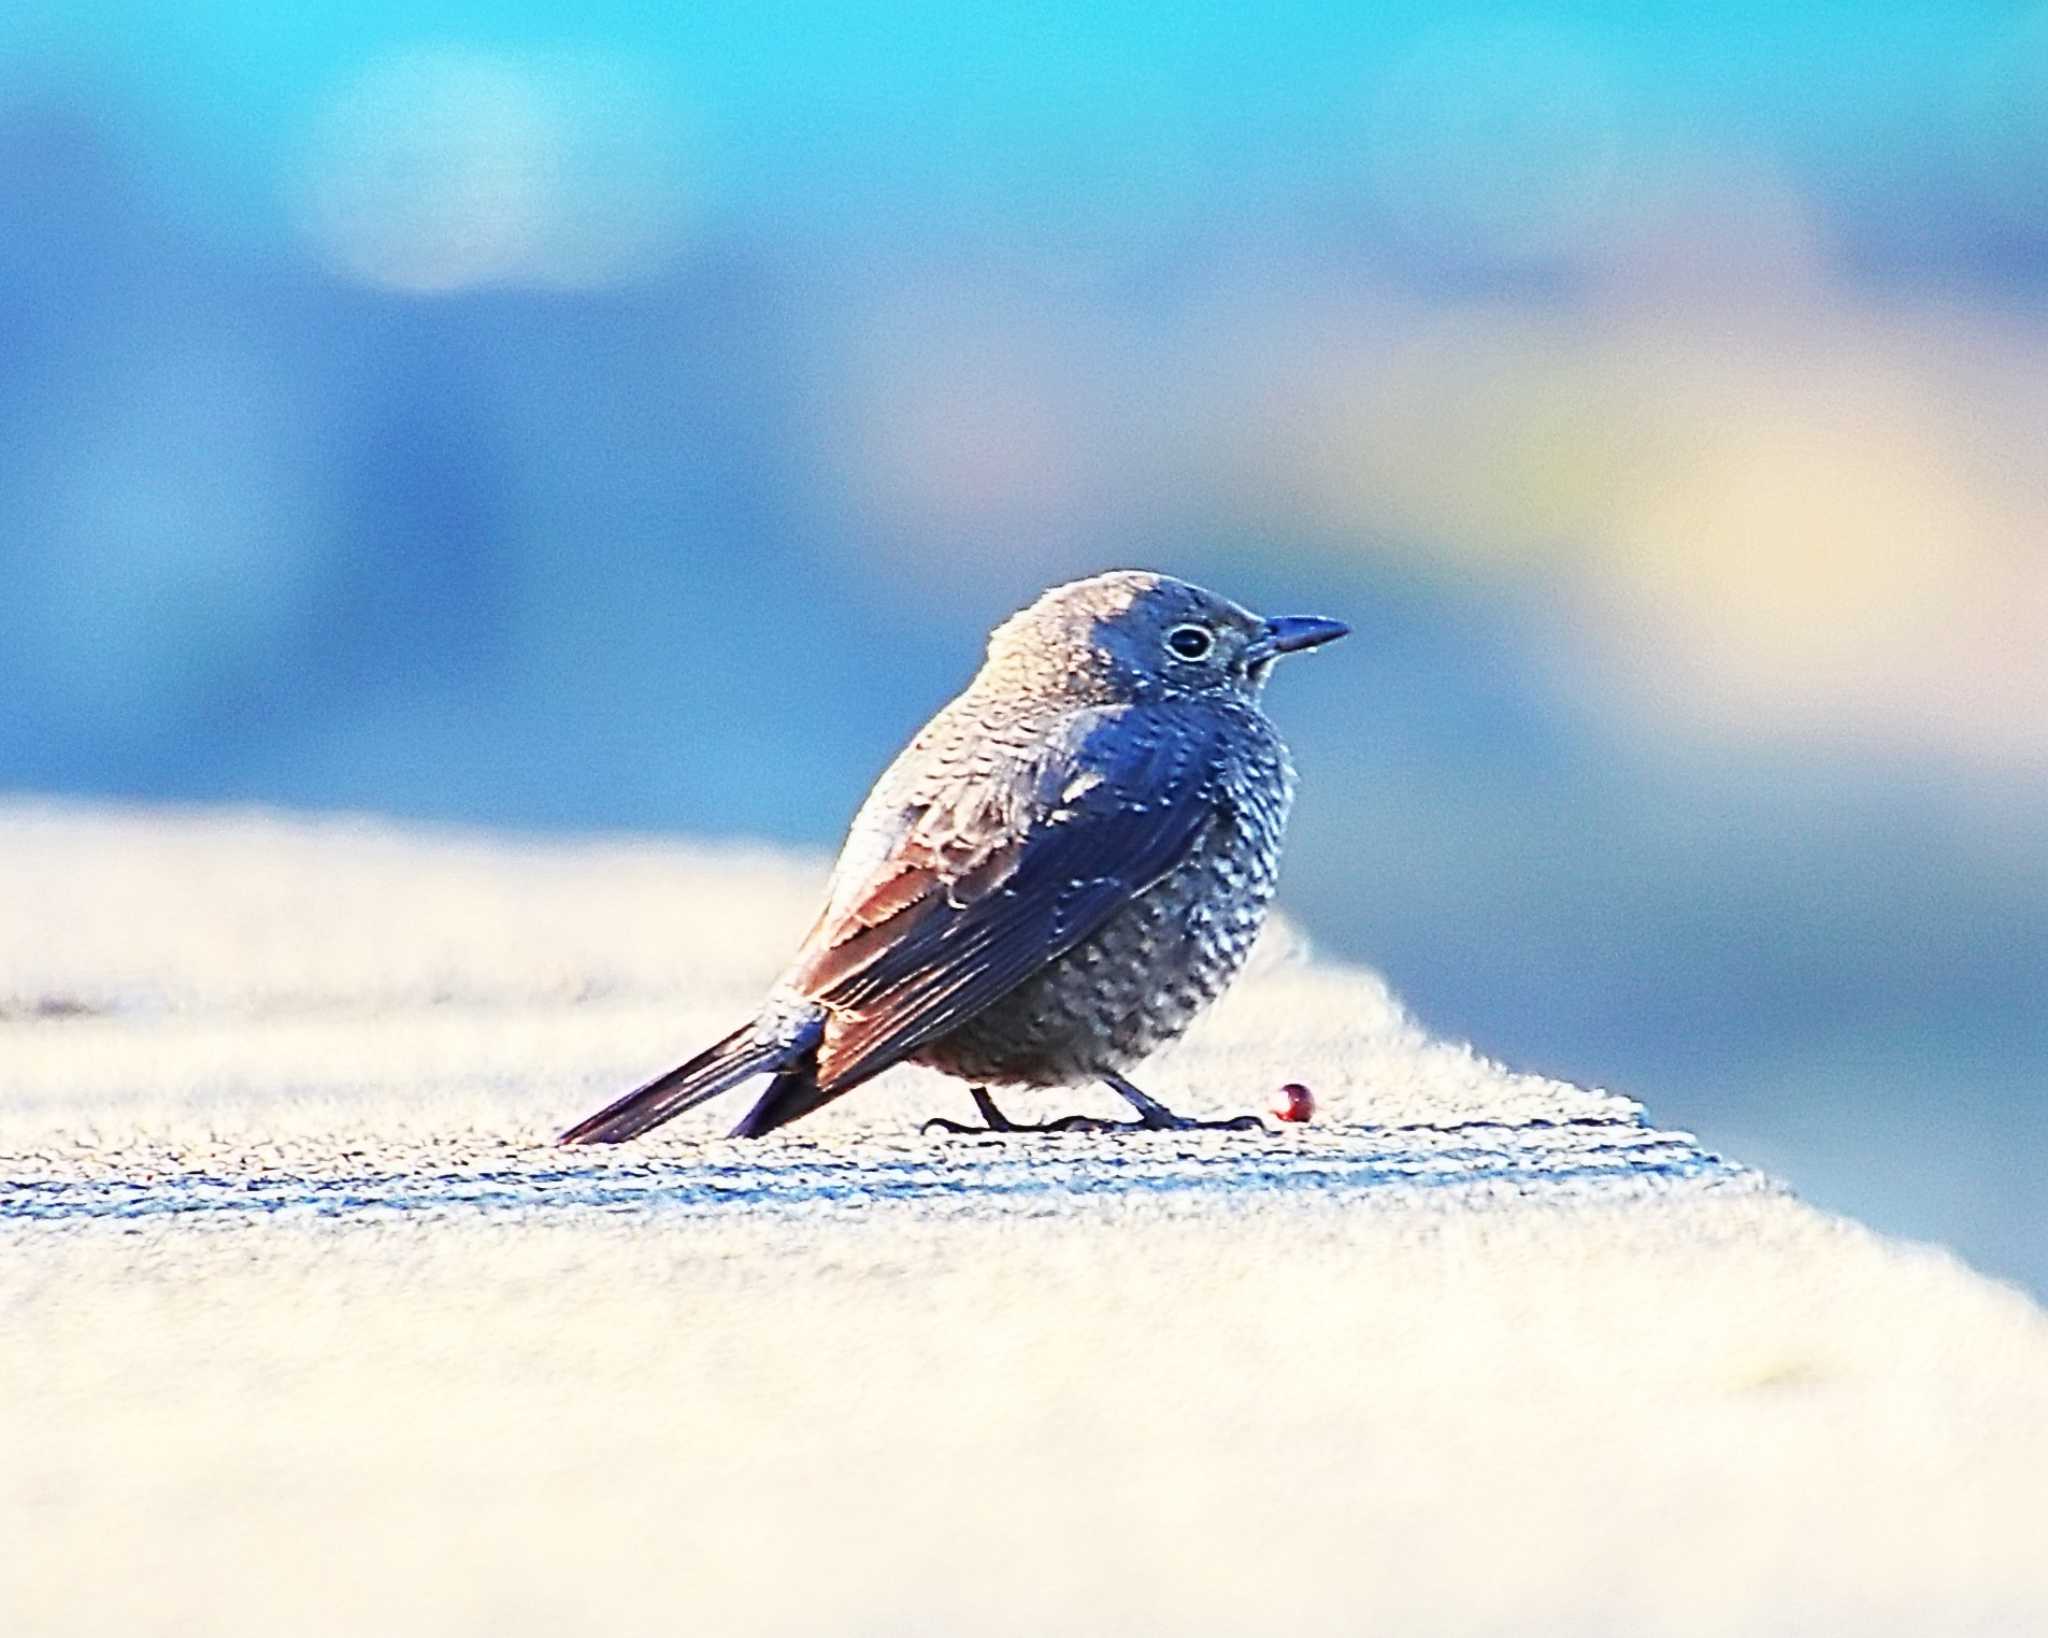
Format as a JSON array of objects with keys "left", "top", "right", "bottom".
[{"left": 4, "top": 802, "right": 2044, "bottom": 1635}]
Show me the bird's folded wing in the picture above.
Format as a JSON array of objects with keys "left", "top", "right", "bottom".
[{"left": 788, "top": 702, "right": 1225, "bottom": 1091}]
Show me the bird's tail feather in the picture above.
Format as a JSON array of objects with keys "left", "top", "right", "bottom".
[
  {"left": 558, "top": 1017, "right": 817, "bottom": 1145},
  {"left": 726, "top": 1059, "right": 836, "bottom": 1138}
]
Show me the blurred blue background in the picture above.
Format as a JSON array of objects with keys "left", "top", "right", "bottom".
[{"left": 5, "top": 3, "right": 2044, "bottom": 1290}]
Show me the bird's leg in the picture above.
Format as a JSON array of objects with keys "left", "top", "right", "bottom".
[
  {"left": 919, "top": 1084, "right": 1146, "bottom": 1136},
  {"left": 1102, "top": 1072, "right": 1266, "bottom": 1132},
  {"left": 923, "top": 1086, "right": 1131, "bottom": 1134},
  {"left": 921, "top": 1077, "right": 1266, "bottom": 1136},
  {"left": 921, "top": 1086, "right": 1025, "bottom": 1135},
  {"left": 970, "top": 1086, "right": 1013, "bottom": 1129}
]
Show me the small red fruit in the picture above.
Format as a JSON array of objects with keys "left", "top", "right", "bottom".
[{"left": 1270, "top": 1082, "right": 1315, "bottom": 1123}]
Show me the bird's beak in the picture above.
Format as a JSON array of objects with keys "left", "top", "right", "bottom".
[{"left": 1248, "top": 615, "right": 1350, "bottom": 665}]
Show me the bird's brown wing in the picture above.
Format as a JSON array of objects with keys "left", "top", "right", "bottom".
[{"left": 787, "top": 701, "right": 1227, "bottom": 1099}]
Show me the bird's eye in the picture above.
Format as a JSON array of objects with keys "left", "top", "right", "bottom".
[{"left": 1166, "top": 624, "right": 1214, "bottom": 661}]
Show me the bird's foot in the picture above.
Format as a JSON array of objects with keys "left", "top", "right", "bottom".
[
  {"left": 1104, "top": 1109, "right": 1268, "bottom": 1133},
  {"left": 1102, "top": 1072, "right": 1267, "bottom": 1132},
  {"left": 921, "top": 1112, "right": 1104, "bottom": 1135},
  {"left": 920, "top": 1085, "right": 1268, "bottom": 1137},
  {"left": 921, "top": 1086, "right": 1035, "bottom": 1136}
]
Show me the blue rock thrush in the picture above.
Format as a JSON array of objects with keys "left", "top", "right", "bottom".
[{"left": 557, "top": 570, "right": 1347, "bottom": 1142}]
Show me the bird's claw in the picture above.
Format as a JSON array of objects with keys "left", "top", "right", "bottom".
[
  {"left": 921, "top": 1112, "right": 1271, "bottom": 1137},
  {"left": 1129, "top": 1112, "right": 1269, "bottom": 1133},
  {"left": 918, "top": 1113, "right": 1102, "bottom": 1136},
  {"left": 1176, "top": 1113, "right": 1269, "bottom": 1133},
  {"left": 922, "top": 1083, "right": 1268, "bottom": 1137},
  {"left": 920, "top": 1116, "right": 1000, "bottom": 1136}
]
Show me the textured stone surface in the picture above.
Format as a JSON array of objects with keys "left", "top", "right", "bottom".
[{"left": 3, "top": 801, "right": 2045, "bottom": 1636}]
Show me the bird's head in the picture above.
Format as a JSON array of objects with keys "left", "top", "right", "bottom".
[{"left": 984, "top": 570, "right": 1348, "bottom": 704}]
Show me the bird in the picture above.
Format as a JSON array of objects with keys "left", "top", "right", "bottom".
[{"left": 558, "top": 570, "right": 1347, "bottom": 1144}]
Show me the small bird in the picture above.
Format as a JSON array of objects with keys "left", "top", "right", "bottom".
[{"left": 558, "top": 570, "right": 1347, "bottom": 1143}]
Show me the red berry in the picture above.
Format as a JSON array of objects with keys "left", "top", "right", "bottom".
[{"left": 1270, "top": 1082, "right": 1315, "bottom": 1123}]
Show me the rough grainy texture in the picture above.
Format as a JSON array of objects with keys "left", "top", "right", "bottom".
[{"left": 4, "top": 801, "right": 2047, "bottom": 1638}]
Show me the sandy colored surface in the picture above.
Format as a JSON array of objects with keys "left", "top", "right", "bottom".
[{"left": 4, "top": 802, "right": 2045, "bottom": 1636}]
